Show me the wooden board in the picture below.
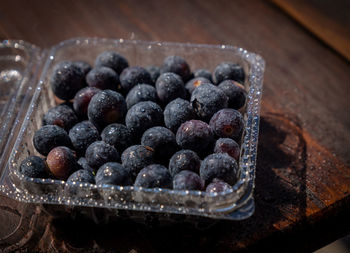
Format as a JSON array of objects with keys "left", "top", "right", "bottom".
[
  {"left": 0, "top": 0, "right": 350, "bottom": 252},
  {"left": 272, "top": 0, "right": 350, "bottom": 61}
]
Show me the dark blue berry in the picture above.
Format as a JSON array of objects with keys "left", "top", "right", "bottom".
[
  {"left": 95, "top": 162, "right": 133, "bottom": 186},
  {"left": 185, "top": 77, "right": 211, "bottom": 94},
  {"left": 77, "top": 157, "right": 94, "bottom": 173},
  {"left": 134, "top": 164, "right": 172, "bottom": 189},
  {"left": 169, "top": 149, "right": 201, "bottom": 176},
  {"left": 164, "top": 98, "right": 195, "bottom": 133},
  {"left": 33, "top": 125, "right": 71, "bottom": 156},
  {"left": 213, "top": 62, "right": 245, "bottom": 84},
  {"left": 59, "top": 101, "right": 74, "bottom": 110},
  {"left": 200, "top": 153, "right": 238, "bottom": 185},
  {"left": 121, "top": 145, "right": 155, "bottom": 178},
  {"left": 73, "top": 87, "right": 101, "bottom": 119},
  {"left": 209, "top": 109, "right": 244, "bottom": 141},
  {"left": 46, "top": 146, "right": 79, "bottom": 180},
  {"left": 194, "top": 69, "right": 213, "bottom": 83},
  {"left": 214, "top": 138, "right": 240, "bottom": 161},
  {"left": 161, "top": 56, "right": 191, "bottom": 82},
  {"left": 95, "top": 51, "right": 129, "bottom": 74},
  {"left": 120, "top": 66, "right": 152, "bottom": 93},
  {"left": 155, "top": 72, "right": 186, "bottom": 105},
  {"left": 20, "top": 156, "right": 49, "bottom": 178},
  {"left": 125, "top": 101, "right": 163, "bottom": 139},
  {"left": 67, "top": 169, "right": 95, "bottom": 184},
  {"left": 65, "top": 169, "right": 95, "bottom": 196},
  {"left": 146, "top": 66, "right": 160, "bottom": 85},
  {"left": 101, "top": 123, "right": 133, "bottom": 152},
  {"left": 69, "top": 121, "right": 100, "bottom": 155},
  {"left": 87, "top": 89, "right": 127, "bottom": 130},
  {"left": 43, "top": 104, "right": 78, "bottom": 131},
  {"left": 50, "top": 61, "right": 86, "bottom": 101},
  {"left": 74, "top": 61, "right": 92, "bottom": 76},
  {"left": 85, "top": 141, "right": 120, "bottom": 170},
  {"left": 141, "top": 126, "right": 178, "bottom": 163},
  {"left": 218, "top": 80, "right": 247, "bottom": 109},
  {"left": 206, "top": 179, "right": 232, "bottom": 193},
  {"left": 173, "top": 170, "right": 204, "bottom": 191},
  {"left": 190, "top": 83, "right": 228, "bottom": 122},
  {"left": 176, "top": 120, "right": 214, "bottom": 155},
  {"left": 126, "top": 84, "right": 158, "bottom": 109},
  {"left": 86, "top": 66, "right": 120, "bottom": 91}
]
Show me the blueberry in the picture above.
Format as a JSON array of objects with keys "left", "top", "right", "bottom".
[
  {"left": 33, "top": 125, "right": 71, "bottom": 156},
  {"left": 218, "top": 80, "right": 247, "bottom": 109},
  {"left": 120, "top": 66, "right": 152, "bottom": 93},
  {"left": 101, "top": 123, "right": 133, "bottom": 152},
  {"left": 95, "top": 51, "right": 129, "bottom": 74},
  {"left": 209, "top": 109, "right": 244, "bottom": 141},
  {"left": 214, "top": 138, "right": 240, "bottom": 161},
  {"left": 95, "top": 162, "right": 133, "bottom": 186},
  {"left": 206, "top": 179, "right": 233, "bottom": 193},
  {"left": 176, "top": 120, "right": 214, "bottom": 155},
  {"left": 43, "top": 104, "right": 78, "bottom": 131},
  {"left": 213, "top": 62, "right": 245, "bottom": 84},
  {"left": 50, "top": 61, "right": 86, "bottom": 101},
  {"left": 85, "top": 141, "right": 120, "bottom": 170},
  {"left": 74, "top": 61, "right": 92, "bottom": 76},
  {"left": 86, "top": 66, "right": 120, "bottom": 91},
  {"left": 88, "top": 89, "right": 127, "bottom": 130},
  {"left": 65, "top": 169, "right": 95, "bottom": 196},
  {"left": 194, "top": 69, "right": 213, "bottom": 83},
  {"left": 141, "top": 126, "right": 178, "bottom": 164},
  {"left": 134, "top": 164, "right": 172, "bottom": 189},
  {"left": 20, "top": 156, "right": 49, "bottom": 178},
  {"left": 146, "top": 66, "right": 160, "bottom": 85},
  {"left": 67, "top": 169, "right": 95, "bottom": 184},
  {"left": 121, "top": 145, "right": 155, "bottom": 178},
  {"left": 200, "top": 153, "right": 238, "bottom": 185},
  {"left": 155, "top": 72, "right": 186, "bottom": 105},
  {"left": 77, "top": 157, "right": 94, "bottom": 173},
  {"left": 185, "top": 77, "right": 212, "bottom": 94},
  {"left": 164, "top": 98, "right": 195, "bottom": 133},
  {"left": 59, "top": 101, "right": 74, "bottom": 110},
  {"left": 126, "top": 84, "right": 158, "bottom": 109},
  {"left": 190, "top": 83, "right": 228, "bottom": 122},
  {"left": 173, "top": 170, "right": 204, "bottom": 191},
  {"left": 125, "top": 101, "right": 163, "bottom": 139},
  {"left": 169, "top": 149, "right": 201, "bottom": 176},
  {"left": 69, "top": 121, "right": 100, "bottom": 155},
  {"left": 73, "top": 87, "right": 101, "bottom": 119},
  {"left": 161, "top": 56, "right": 191, "bottom": 82},
  {"left": 46, "top": 146, "right": 79, "bottom": 180}
]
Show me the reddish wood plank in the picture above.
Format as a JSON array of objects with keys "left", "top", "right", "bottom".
[{"left": 272, "top": 0, "right": 350, "bottom": 61}]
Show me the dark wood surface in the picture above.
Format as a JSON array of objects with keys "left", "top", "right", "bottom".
[{"left": 1, "top": 0, "right": 350, "bottom": 252}]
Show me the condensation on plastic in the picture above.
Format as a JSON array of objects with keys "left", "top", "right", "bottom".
[
  {"left": 0, "top": 40, "right": 46, "bottom": 247},
  {"left": 0, "top": 40, "right": 44, "bottom": 192},
  {"left": 0, "top": 38, "right": 264, "bottom": 220}
]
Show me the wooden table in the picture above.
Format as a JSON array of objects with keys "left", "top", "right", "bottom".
[{"left": 1, "top": 0, "right": 350, "bottom": 252}]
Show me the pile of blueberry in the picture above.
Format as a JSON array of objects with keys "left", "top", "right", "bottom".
[{"left": 19, "top": 51, "right": 247, "bottom": 194}]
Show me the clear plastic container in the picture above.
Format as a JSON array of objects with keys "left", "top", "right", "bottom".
[{"left": 0, "top": 38, "right": 264, "bottom": 221}]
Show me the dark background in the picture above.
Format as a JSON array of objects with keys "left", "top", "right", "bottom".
[{"left": 0, "top": 0, "right": 350, "bottom": 252}]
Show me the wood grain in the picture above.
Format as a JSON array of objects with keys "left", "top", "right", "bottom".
[
  {"left": 0, "top": 0, "right": 350, "bottom": 252},
  {"left": 272, "top": 0, "right": 350, "bottom": 61}
]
